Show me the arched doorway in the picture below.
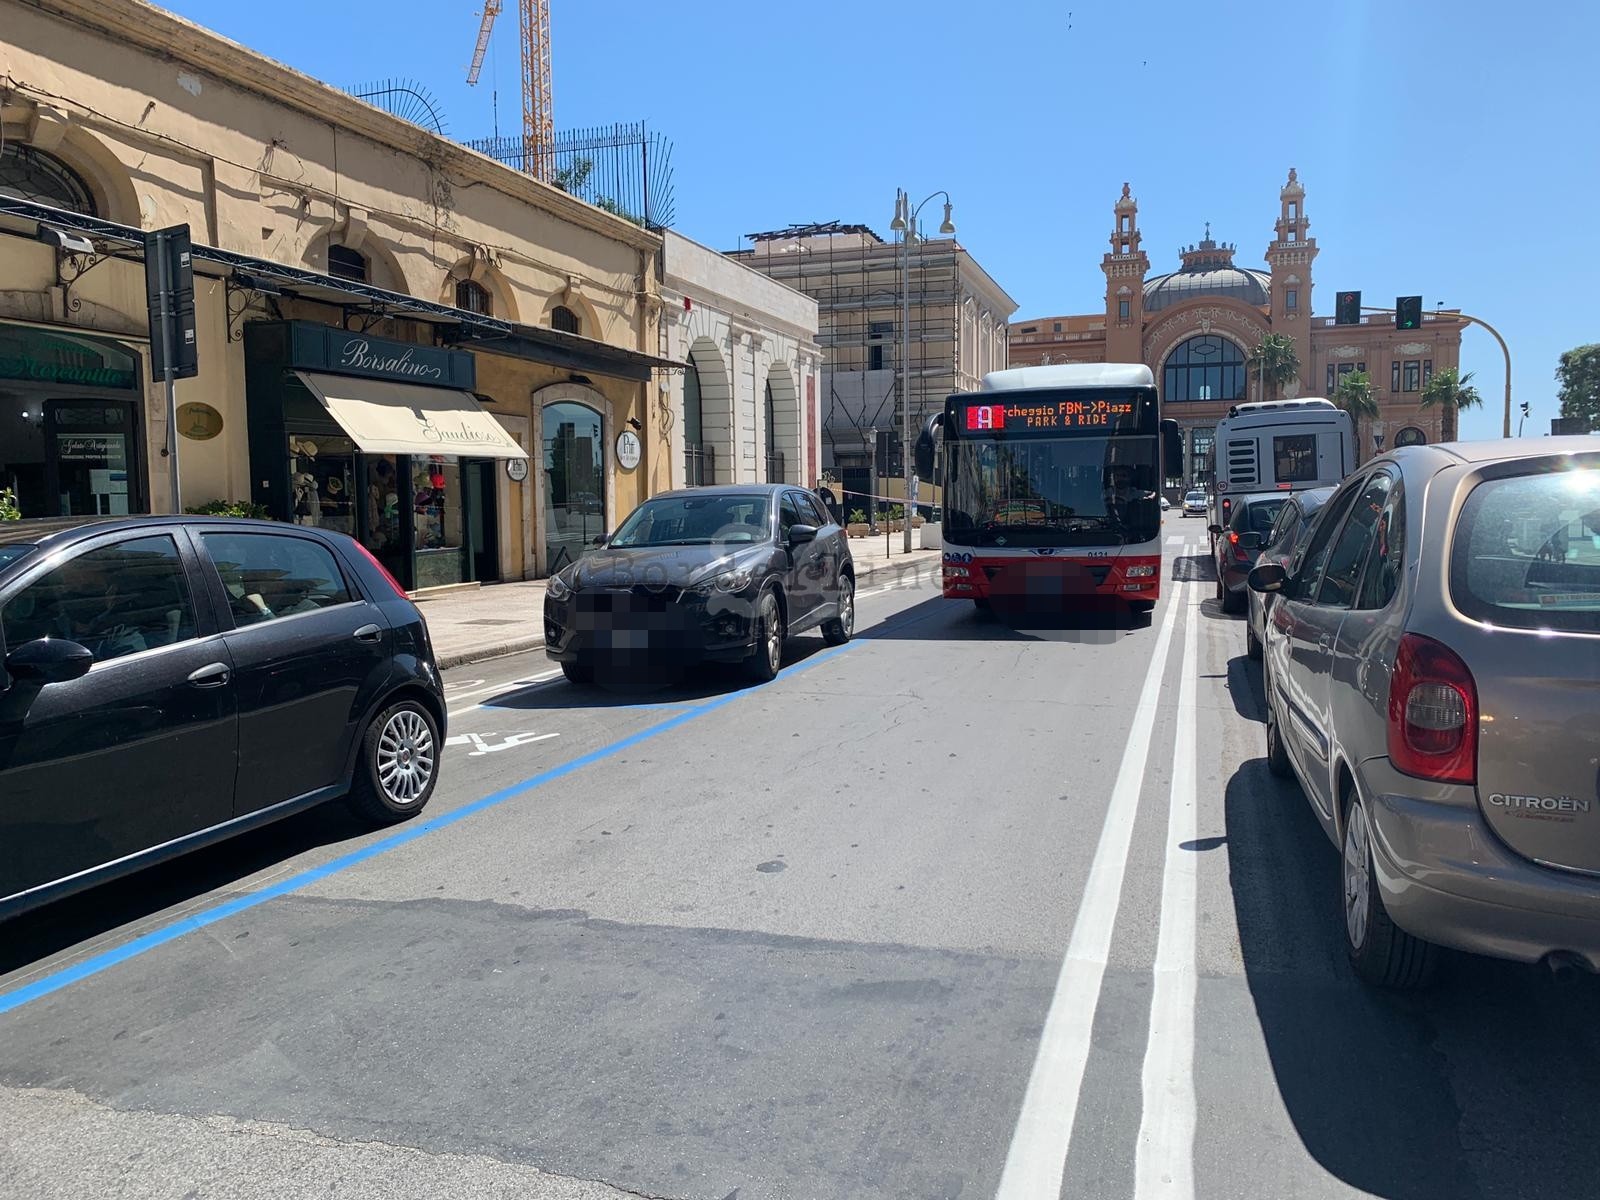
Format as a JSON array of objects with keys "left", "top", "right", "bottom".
[
  {"left": 1189, "top": 426, "right": 1216, "bottom": 491},
  {"left": 1162, "top": 335, "right": 1248, "bottom": 405},
  {"left": 542, "top": 398, "right": 605, "bottom": 574},
  {"left": 683, "top": 356, "right": 709, "bottom": 485},
  {"left": 764, "top": 362, "right": 800, "bottom": 484}
]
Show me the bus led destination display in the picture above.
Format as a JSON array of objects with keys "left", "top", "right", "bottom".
[{"left": 960, "top": 397, "right": 1143, "bottom": 434}]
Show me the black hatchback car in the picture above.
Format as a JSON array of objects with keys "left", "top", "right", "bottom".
[
  {"left": 1209, "top": 492, "right": 1293, "bottom": 615},
  {"left": 544, "top": 485, "right": 855, "bottom": 683},
  {"left": 0, "top": 516, "right": 446, "bottom": 918}
]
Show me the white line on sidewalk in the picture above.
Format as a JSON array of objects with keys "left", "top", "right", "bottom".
[
  {"left": 994, "top": 585, "right": 1184, "bottom": 1200},
  {"left": 1135, "top": 589, "right": 1200, "bottom": 1199}
]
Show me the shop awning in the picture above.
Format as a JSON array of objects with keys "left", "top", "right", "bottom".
[{"left": 295, "top": 371, "right": 529, "bottom": 459}]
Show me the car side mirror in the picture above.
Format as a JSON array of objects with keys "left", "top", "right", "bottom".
[
  {"left": 1238, "top": 532, "right": 1264, "bottom": 552},
  {"left": 1208, "top": 523, "right": 1224, "bottom": 537},
  {"left": 1247, "top": 563, "right": 1289, "bottom": 594},
  {"left": 5, "top": 637, "right": 94, "bottom": 686},
  {"left": 591, "top": 533, "right": 609, "bottom": 547},
  {"left": 787, "top": 524, "right": 818, "bottom": 546}
]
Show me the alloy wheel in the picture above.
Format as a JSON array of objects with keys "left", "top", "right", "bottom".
[
  {"left": 839, "top": 582, "right": 855, "bottom": 637},
  {"left": 763, "top": 595, "right": 783, "bottom": 673},
  {"left": 1344, "top": 801, "right": 1372, "bottom": 951},
  {"left": 376, "top": 708, "right": 436, "bottom": 805}
]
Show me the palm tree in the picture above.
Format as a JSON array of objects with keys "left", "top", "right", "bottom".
[
  {"left": 1334, "top": 370, "right": 1380, "bottom": 461},
  {"left": 1246, "top": 334, "right": 1301, "bottom": 402},
  {"left": 1419, "top": 367, "right": 1483, "bottom": 443}
]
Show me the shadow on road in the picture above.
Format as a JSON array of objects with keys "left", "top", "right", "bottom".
[
  {"left": 0, "top": 801, "right": 370, "bottom": 982},
  {"left": 1226, "top": 758, "right": 1600, "bottom": 1199},
  {"left": 860, "top": 595, "right": 1154, "bottom": 643}
]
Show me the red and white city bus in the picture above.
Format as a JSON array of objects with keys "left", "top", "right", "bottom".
[{"left": 916, "top": 364, "right": 1182, "bottom": 612}]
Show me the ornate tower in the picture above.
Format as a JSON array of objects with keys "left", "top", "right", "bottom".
[
  {"left": 1102, "top": 183, "right": 1150, "bottom": 364},
  {"left": 1264, "top": 168, "right": 1318, "bottom": 397}
]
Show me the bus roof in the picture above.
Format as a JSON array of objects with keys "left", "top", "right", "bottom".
[
  {"left": 1225, "top": 398, "right": 1338, "bottom": 417},
  {"left": 980, "top": 363, "right": 1155, "bottom": 392}
]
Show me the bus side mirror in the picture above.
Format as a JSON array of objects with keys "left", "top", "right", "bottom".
[
  {"left": 914, "top": 412, "right": 943, "bottom": 480},
  {"left": 1208, "top": 524, "right": 1224, "bottom": 537},
  {"left": 1161, "top": 418, "right": 1183, "bottom": 481}
]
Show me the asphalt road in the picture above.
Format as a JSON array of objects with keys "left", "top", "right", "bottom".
[{"left": 3, "top": 519, "right": 1599, "bottom": 1200}]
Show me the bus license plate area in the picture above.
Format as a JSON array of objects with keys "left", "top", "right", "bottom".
[{"left": 983, "top": 561, "right": 1113, "bottom": 596}]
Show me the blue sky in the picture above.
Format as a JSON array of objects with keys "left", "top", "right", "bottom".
[{"left": 163, "top": 0, "right": 1599, "bottom": 441}]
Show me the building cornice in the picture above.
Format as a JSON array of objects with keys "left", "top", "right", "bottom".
[{"left": 20, "top": 0, "right": 662, "bottom": 254}]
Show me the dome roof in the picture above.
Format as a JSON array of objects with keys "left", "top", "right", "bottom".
[
  {"left": 1143, "top": 265, "right": 1270, "bottom": 312},
  {"left": 1143, "top": 225, "right": 1270, "bottom": 312}
]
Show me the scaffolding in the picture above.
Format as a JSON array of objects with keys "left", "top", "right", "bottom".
[{"left": 729, "top": 221, "right": 972, "bottom": 476}]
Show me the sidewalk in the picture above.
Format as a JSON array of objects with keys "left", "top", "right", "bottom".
[{"left": 418, "top": 535, "right": 940, "bottom": 670}]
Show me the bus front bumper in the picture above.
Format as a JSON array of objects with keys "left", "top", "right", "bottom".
[{"left": 940, "top": 553, "right": 1160, "bottom": 602}]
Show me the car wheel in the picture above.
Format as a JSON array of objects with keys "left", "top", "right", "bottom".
[
  {"left": 745, "top": 589, "right": 785, "bottom": 682},
  {"left": 822, "top": 574, "right": 854, "bottom": 646},
  {"left": 1343, "top": 792, "right": 1437, "bottom": 990},
  {"left": 347, "top": 697, "right": 440, "bottom": 825},
  {"left": 1264, "top": 664, "right": 1292, "bottom": 779},
  {"left": 1221, "top": 581, "right": 1244, "bottom": 615},
  {"left": 973, "top": 598, "right": 993, "bottom": 618},
  {"left": 561, "top": 659, "right": 592, "bottom": 684},
  {"left": 1246, "top": 621, "right": 1263, "bottom": 661}
]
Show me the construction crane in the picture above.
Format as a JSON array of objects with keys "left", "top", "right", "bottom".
[
  {"left": 466, "top": 0, "right": 501, "bottom": 86},
  {"left": 465, "top": 0, "right": 553, "bottom": 183}
]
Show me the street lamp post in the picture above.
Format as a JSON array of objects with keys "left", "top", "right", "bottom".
[{"left": 891, "top": 188, "right": 955, "bottom": 553}]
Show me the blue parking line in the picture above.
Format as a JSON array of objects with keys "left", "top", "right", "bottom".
[{"left": 0, "top": 642, "right": 858, "bottom": 1017}]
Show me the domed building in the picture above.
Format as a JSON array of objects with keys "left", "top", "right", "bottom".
[{"left": 1009, "top": 171, "right": 1467, "bottom": 491}]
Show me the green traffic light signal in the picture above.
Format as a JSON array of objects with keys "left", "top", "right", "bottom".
[{"left": 1396, "top": 295, "right": 1422, "bottom": 330}]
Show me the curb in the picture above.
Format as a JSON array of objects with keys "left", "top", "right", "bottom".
[{"left": 432, "top": 550, "right": 942, "bottom": 671}]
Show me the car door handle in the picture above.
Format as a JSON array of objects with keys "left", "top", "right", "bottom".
[
  {"left": 187, "top": 662, "right": 231, "bottom": 688},
  {"left": 353, "top": 623, "right": 383, "bottom": 644}
]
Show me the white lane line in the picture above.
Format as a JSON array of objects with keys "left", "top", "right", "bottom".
[
  {"left": 1166, "top": 535, "right": 1184, "bottom": 545},
  {"left": 1135, "top": 589, "right": 1200, "bottom": 1199},
  {"left": 994, "top": 585, "right": 1185, "bottom": 1200}
]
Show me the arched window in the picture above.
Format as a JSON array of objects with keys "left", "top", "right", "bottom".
[
  {"left": 0, "top": 144, "right": 97, "bottom": 215},
  {"left": 1162, "top": 335, "right": 1246, "bottom": 405},
  {"left": 683, "top": 357, "right": 710, "bottom": 485},
  {"left": 455, "top": 278, "right": 492, "bottom": 316},
  {"left": 551, "top": 305, "right": 580, "bottom": 335},
  {"left": 1394, "top": 426, "right": 1427, "bottom": 448},
  {"left": 328, "top": 244, "right": 368, "bottom": 283}
]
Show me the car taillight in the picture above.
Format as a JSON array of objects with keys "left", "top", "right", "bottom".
[
  {"left": 352, "top": 539, "right": 411, "bottom": 600},
  {"left": 1387, "top": 632, "right": 1477, "bottom": 784},
  {"left": 1227, "top": 530, "right": 1250, "bottom": 560}
]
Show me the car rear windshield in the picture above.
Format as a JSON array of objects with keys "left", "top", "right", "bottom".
[
  {"left": 1451, "top": 466, "right": 1600, "bottom": 634},
  {"left": 1238, "top": 498, "right": 1288, "bottom": 534}
]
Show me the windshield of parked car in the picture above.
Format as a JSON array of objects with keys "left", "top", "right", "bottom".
[
  {"left": 0, "top": 545, "right": 36, "bottom": 572},
  {"left": 1451, "top": 466, "right": 1600, "bottom": 633},
  {"left": 608, "top": 494, "right": 773, "bottom": 548}
]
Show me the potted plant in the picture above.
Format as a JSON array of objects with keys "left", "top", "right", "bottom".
[
  {"left": 0, "top": 487, "right": 20, "bottom": 521},
  {"left": 846, "top": 508, "right": 870, "bottom": 537},
  {"left": 186, "top": 499, "right": 271, "bottom": 519}
]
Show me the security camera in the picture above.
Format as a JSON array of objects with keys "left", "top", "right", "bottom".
[{"left": 34, "top": 225, "right": 95, "bottom": 256}]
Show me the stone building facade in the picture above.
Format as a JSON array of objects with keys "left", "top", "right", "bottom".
[
  {"left": 657, "top": 232, "right": 822, "bottom": 491},
  {"left": 1010, "top": 171, "right": 1466, "bottom": 489},
  {"left": 0, "top": 0, "right": 676, "bottom": 587}
]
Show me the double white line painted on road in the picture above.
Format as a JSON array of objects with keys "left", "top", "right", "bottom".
[
  {"left": 995, "top": 588, "right": 1184, "bottom": 1200},
  {"left": 1135, "top": 591, "right": 1201, "bottom": 1199}
]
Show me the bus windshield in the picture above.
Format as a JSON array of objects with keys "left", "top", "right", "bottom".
[{"left": 946, "top": 436, "right": 1161, "bottom": 547}]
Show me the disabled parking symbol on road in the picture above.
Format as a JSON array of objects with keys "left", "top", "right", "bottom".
[{"left": 444, "top": 731, "right": 561, "bottom": 756}]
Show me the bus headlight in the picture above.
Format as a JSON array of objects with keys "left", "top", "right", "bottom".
[{"left": 1124, "top": 564, "right": 1156, "bottom": 578}]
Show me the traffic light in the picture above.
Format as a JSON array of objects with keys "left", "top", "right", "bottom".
[
  {"left": 1335, "top": 290, "right": 1361, "bottom": 325},
  {"left": 1395, "top": 295, "right": 1422, "bottom": 330}
]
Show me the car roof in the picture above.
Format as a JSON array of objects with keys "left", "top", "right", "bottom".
[
  {"left": 644, "top": 484, "right": 794, "bottom": 501},
  {"left": 1383, "top": 436, "right": 1600, "bottom": 467},
  {"left": 0, "top": 515, "right": 333, "bottom": 553}
]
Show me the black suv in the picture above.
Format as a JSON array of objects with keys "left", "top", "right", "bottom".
[{"left": 0, "top": 516, "right": 446, "bottom": 918}]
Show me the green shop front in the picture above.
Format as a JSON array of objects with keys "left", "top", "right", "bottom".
[
  {"left": 0, "top": 321, "right": 147, "bottom": 518},
  {"left": 243, "top": 321, "right": 528, "bottom": 592}
]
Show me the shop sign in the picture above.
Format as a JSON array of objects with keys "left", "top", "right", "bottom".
[
  {"left": 57, "top": 436, "right": 121, "bottom": 461},
  {"left": 285, "top": 322, "right": 475, "bottom": 389},
  {"left": 506, "top": 458, "right": 529, "bottom": 481},
  {"left": 177, "top": 402, "right": 224, "bottom": 441},
  {"left": 0, "top": 355, "right": 138, "bottom": 389},
  {"left": 615, "top": 429, "right": 642, "bottom": 471}
]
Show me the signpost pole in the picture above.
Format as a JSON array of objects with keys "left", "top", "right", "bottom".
[{"left": 152, "top": 230, "right": 183, "bottom": 512}]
